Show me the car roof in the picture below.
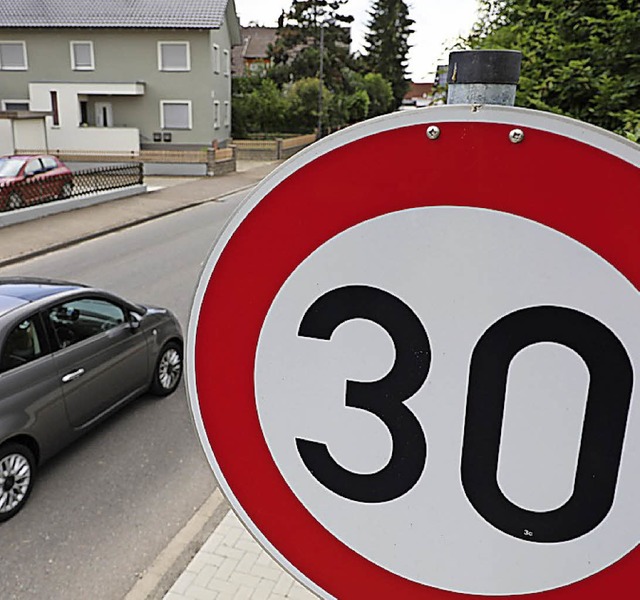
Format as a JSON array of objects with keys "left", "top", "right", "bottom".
[
  {"left": 0, "top": 277, "right": 85, "bottom": 297},
  {"left": 0, "top": 277, "right": 148, "bottom": 319},
  {"left": 0, "top": 295, "right": 29, "bottom": 316},
  {"left": 0, "top": 278, "right": 87, "bottom": 317}
]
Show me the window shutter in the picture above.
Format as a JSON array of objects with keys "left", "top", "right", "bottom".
[
  {"left": 73, "top": 43, "right": 93, "bottom": 69},
  {"left": 0, "top": 43, "right": 26, "bottom": 69},
  {"left": 160, "top": 43, "right": 189, "bottom": 70},
  {"left": 163, "top": 103, "right": 190, "bottom": 129}
]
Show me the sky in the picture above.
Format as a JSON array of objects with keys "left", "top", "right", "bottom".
[{"left": 233, "top": 0, "right": 480, "bottom": 82}]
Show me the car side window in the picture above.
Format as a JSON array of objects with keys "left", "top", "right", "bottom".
[
  {"left": 41, "top": 156, "right": 58, "bottom": 171},
  {"left": 48, "top": 298, "right": 126, "bottom": 349},
  {"left": 24, "top": 159, "right": 43, "bottom": 176},
  {"left": 0, "top": 318, "right": 44, "bottom": 373}
]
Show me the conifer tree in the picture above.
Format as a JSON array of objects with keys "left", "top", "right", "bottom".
[
  {"left": 363, "top": 0, "right": 414, "bottom": 106},
  {"left": 269, "top": 0, "right": 354, "bottom": 91}
]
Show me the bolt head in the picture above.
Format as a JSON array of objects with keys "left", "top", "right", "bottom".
[
  {"left": 426, "top": 125, "right": 441, "bottom": 140},
  {"left": 509, "top": 128, "right": 525, "bottom": 144}
]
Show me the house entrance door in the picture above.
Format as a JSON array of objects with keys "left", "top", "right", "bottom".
[{"left": 95, "top": 102, "right": 113, "bottom": 127}]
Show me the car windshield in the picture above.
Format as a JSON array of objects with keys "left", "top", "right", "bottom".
[{"left": 0, "top": 158, "right": 25, "bottom": 178}]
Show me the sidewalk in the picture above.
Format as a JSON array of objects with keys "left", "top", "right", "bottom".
[
  {"left": 163, "top": 510, "right": 318, "bottom": 600},
  {"left": 0, "top": 161, "right": 279, "bottom": 268},
  {"left": 0, "top": 161, "right": 320, "bottom": 600}
]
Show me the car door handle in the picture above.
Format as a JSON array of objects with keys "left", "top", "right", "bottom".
[{"left": 62, "top": 368, "right": 85, "bottom": 383}]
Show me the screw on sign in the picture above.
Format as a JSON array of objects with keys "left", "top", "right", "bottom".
[{"left": 188, "top": 105, "right": 640, "bottom": 599}]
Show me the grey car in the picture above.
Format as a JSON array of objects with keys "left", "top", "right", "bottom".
[{"left": 0, "top": 277, "right": 183, "bottom": 521}]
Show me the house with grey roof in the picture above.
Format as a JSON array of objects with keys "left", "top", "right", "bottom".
[
  {"left": 231, "top": 27, "right": 278, "bottom": 77},
  {"left": 0, "top": 0, "right": 241, "bottom": 154}
]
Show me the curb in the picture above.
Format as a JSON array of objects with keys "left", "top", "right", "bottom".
[
  {"left": 124, "top": 489, "right": 229, "bottom": 600},
  {"left": 0, "top": 185, "right": 148, "bottom": 229}
]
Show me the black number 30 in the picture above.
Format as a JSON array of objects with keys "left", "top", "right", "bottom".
[
  {"left": 296, "top": 286, "right": 634, "bottom": 543},
  {"left": 297, "top": 286, "right": 431, "bottom": 503}
]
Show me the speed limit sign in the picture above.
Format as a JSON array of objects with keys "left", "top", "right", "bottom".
[{"left": 188, "top": 105, "right": 640, "bottom": 598}]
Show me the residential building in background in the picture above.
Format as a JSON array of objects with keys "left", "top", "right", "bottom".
[
  {"left": 231, "top": 26, "right": 278, "bottom": 77},
  {"left": 0, "top": 0, "right": 241, "bottom": 153},
  {"left": 401, "top": 82, "right": 435, "bottom": 109}
]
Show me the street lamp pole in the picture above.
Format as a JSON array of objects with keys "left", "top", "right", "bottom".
[{"left": 317, "top": 23, "right": 324, "bottom": 139}]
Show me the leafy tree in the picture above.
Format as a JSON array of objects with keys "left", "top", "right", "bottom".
[
  {"left": 344, "top": 88, "right": 371, "bottom": 121},
  {"left": 363, "top": 0, "right": 415, "bottom": 107},
  {"left": 362, "top": 72, "right": 395, "bottom": 117},
  {"left": 286, "top": 77, "right": 333, "bottom": 133},
  {"left": 319, "top": 69, "right": 391, "bottom": 131},
  {"left": 326, "top": 87, "right": 371, "bottom": 131},
  {"left": 232, "top": 1, "right": 400, "bottom": 136},
  {"left": 232, "top": 70, "right": 392, "bottom": 136},
  {"left": 231, "top": 77, "right": 289, "bottom": 137},
  {"left": 466, "top": 0, "right": 640, "bottom": 138}
]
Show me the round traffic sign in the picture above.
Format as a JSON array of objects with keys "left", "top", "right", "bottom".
[{"left": 188, "top": 105, "right": 640, "bottom": 599}]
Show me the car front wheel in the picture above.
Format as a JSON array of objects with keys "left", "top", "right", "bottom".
[
  {"left": 150, "top": 341, "right": 183, "bottom": 396},
  {"left": 0, "top": 443, "right": 36, "bottom": 522}
]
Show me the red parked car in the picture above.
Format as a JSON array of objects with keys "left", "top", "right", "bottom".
[{"left": 0, "top": 155, "right": 73, "bottom": 211}]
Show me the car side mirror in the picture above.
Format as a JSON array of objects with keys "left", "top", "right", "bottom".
[{"left": 128, "top": 312, "right": 142, "bottom": 331}]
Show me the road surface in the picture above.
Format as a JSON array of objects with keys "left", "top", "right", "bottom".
[{"left": 0, "top": 189, "right": 248, "bottom": 599}]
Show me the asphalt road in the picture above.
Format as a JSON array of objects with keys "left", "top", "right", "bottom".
[{"left": 0, "top": 189, "right": 249, "bottom": 599}]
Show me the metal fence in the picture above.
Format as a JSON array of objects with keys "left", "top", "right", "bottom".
[{"left": 0, "top": 163, "right": 143, "bottom": 213}]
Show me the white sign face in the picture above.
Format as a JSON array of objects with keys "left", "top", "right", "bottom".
[{"left": 255, "top": 207, "right": 640, "bottom": 595}]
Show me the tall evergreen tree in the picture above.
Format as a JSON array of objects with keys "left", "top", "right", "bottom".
[
  {"left": 466, "top": 0, "right": 640, "bottom": 138},
  {"left": 269, "top": 0, "right": 354, "bottom": 91},
  {"left": 363, "top": 0, "right": 414, "bottom": 106}
]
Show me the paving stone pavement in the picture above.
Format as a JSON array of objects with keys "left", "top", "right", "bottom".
[{"left": 164, "top": 510, "right": 319, "bottom": 600}]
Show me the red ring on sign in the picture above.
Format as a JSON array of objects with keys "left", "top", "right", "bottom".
[{"left": 194, "top": 122, "right": 640, "bottom": 599}]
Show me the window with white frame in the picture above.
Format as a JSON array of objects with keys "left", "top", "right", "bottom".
[
  {"left": 161, "top": 101, "right": 192, "bottom": 130},
  {"left": 223, "top": 49, "right": 230, "bottom": 76},
  {"left": 213, "top": 100, "right": 221, "bottom": 129},
  {"left": 224, "top": 101, "right": 230, "bottom": 127},
  {"left": 158, "top": 42, "right": 190, "bottom": 71},
  {"left": 212, "top": 44, "right": 220, "bottom": 74},
  {"left": 0, "top": 41, "right": 28, "bottom": 70},
  {"left": 1, "top": 100, "right": 29, "bottom": 111},
  {"left": 70, "top": 41, "right": 94, "bottom": 70}
]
